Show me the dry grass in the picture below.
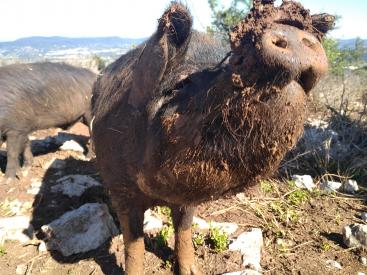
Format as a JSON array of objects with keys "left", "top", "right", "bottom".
[{"left": 281, "top": 70, "right": 367, "bottom": 184}]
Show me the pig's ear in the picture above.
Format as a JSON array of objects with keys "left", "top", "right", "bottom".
[
  {"left": 158, "top": 3, "right": 193, "bottom": 47},
  {"left": 311, "top": 13, "right": 336, "bottom": 36}
]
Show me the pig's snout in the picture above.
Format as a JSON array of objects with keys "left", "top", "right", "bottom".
[{"left": 261, "top": 24, "right": 328, "bottom": 92}]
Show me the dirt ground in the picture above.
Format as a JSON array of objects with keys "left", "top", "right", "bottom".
[{"left": 0, "top": 123, "right": 366, "bottom": 275}]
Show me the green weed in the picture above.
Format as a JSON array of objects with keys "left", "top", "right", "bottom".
[
  {"left": 286, "top": 189, "right": 310, "bottom": 206},
  {"left": 0, "top": 246, "right": 6, "bottom": 256},
  {"left": 208, "top": 226, "right": 228, "bottom": 252},
  {"left": 192, "top": 232, "right": 206, "bottom": 248},
  {"left": 260, "top": 180, "right": 273, "bottom": 193},
  {"left": 156, "top": 225, "right": 174, "bottom": 248}
]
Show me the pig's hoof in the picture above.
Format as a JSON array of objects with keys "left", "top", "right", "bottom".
[
  {"left": 179, "top": 264, "right": 202, "bottom": 275},
  {"left": 1, "top": 177, "right": 17, "bottom": 185},
  {"left": 84, "top": 152, "right": 95, "bottom": 160},
  {"left": 20, "top": 167, "right": 30, "bottom": 177}
]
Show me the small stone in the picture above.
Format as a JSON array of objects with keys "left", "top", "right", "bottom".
[
  {"left": 43, "top": 158, "right": 66, "bottom": 169},
  {"left": 276, "top": 238, "right": 295, "bottom": 248},
  {"left": 212, "top": 221, "right": 238, "bottom": 235},
  {"left": 361, "top": 213, "right": 367, "bottom": 222},
  {"left": 51, "top": 175, "right": 101, "bottom": 197},
  {"left": 342, "top": 179, "right": 359, "bottom": 194},
  {"left": 1, "top": 199, "right": 23, "bottom": 216},
  {"left": 193, "top": 216, "right": 210, "bottom": 231},
  {"left": 59, "top": 140, "right": 84, "bottom": 153},
  {"left": 143, "top": 209, "right": 163, "bottom": 234},
  {"left": 16, "top": 264, "right": 27, "bottom": 275},
  {"left": 229, "top": 228, "right": 263, "bottom": 271},
  {"left": 343, "top": 224, "right": 367, "bottom": 248},
  {"left": 292, "top": 175, "right": 315, "bottom": 191},
  {"left": 38, "top": 241, "right": 47, "bottom": 253},
  {"left": 192, "top": 216, "right": 238, "bottom": 235},
  {"left": 326, "top": 260, "right": 342, "bottom": 270},
  {"left": 26, "top": 179, "right": 43, "bottom": 195},
  {"left": 0, "top": 216, "right": 33, "bottom": 244},
  {"left": 320, "top": 181, "right": 342, "bottom": 192},
  {"left": 359, "top": 256, "right": 367, "bottom": 266},
  {"left": 222, "top": 270, "right": 261, "bottom": 275},
  {"left": 357, "top": 272, "right": 366, "bottom": 275}
]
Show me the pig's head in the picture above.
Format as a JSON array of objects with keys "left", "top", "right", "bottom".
[{"left": 229, "top": 0, "right": 335, "bottom": 93}]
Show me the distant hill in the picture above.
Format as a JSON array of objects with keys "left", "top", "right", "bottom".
[
  {"left": 0, "top": 36, "right": 146, "bottom": 62},
  {"left": 0, "top": 36, "right": 145, "bottom": 50},
  {"left": 338, "top": 38, "right": 367, "bottom": 49},
  {"left": 338, "top": 38, "right": 367, "bottom": 62},
  {"left": 0, "top": 36, "right": 365, "bottom": 65}
]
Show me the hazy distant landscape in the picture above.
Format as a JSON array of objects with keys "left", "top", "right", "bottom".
[
  {"left": 0, "top": 36, "right": 365, "bottom": 70},
  {"left": 0, "top": 36, "right": 146, "bottom": 69}
]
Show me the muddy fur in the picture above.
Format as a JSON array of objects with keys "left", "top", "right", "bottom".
[
  {"left": 92, "top": 1, "right": 334, "bottom": 273},
  {"left": 0, "top": 62, "right": 96, "bottom": 179}
]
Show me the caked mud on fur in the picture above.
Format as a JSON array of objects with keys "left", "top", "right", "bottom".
[{"left": 92, "top": 1, "right": 334, "bottom": 274}]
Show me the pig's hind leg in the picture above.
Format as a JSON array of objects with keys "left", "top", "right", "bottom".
[
  {"left": 21, "top": 137, "right": 33, "bottom": 177},
  {"left": 3, "top": 131, "right": 28, "bottom": 183}
]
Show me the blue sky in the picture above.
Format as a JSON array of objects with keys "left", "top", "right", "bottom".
[{"left": 0, "top": 0, "right": 365, "bottom": 42}]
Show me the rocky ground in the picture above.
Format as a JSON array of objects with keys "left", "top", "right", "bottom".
[{"left": 0, "top": 123, "right": 367, "bottom": 275}]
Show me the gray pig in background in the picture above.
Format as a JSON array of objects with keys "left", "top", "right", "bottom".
[{"left": 0, "top": 62, "right": 96, "bottom": 183}]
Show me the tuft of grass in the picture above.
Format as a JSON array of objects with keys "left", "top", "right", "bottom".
[
  {"left": 285, "top": 189, "right": 310, "bottom": 206},
  {"left": 275, "top": 229, "right": 286, "bottom": 238},
  {"left": 192, "top": 232, "right": 205, "bottom": 248},
  {"left": 320, "top": 241, "right": 332, "bottom": 252},
  {"left": 155, "top": 206, "right": 172, "bottom": 217},
  {"left": 260, "top": 180, "right": 273, "bottom": 193},
  {"left": 269, "top": 201, "right": 300, "bottom": 224},
  {"left": 334, "top": 213, "right": 341, "bottom": 225},
  {"left": 208, "top": 226, "right": 229, "bottom": 252},
  {"left": 163, "top": 259, "right": 172, "bottom": 269},
  {"left": 0, "top": 246, "right": 6, "bottom": 256},
  {"left": 154, "top": 206, "right": 173, "bottom": 224},
  {"left": 155, "top": 224, "right": 174, "bottom": 248}
]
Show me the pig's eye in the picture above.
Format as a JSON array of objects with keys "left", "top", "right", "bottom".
[{"left": 169, "top": 25, "right": 175, "bottom": 34}]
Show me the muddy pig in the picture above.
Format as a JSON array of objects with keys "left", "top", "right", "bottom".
[
  {"left": 0, "top": 62, "right": 96, "bottom": 183},
  {"left": 92, "top": 1, "right": 334, "bottom": 274}
]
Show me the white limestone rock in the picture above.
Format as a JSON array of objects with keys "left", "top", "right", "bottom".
[
  {"left": 59, "top": 140, "right": 84, "bottom": 153},
  {"left": 343, "top": 223, "right": 367, "bottom": 248},
  {"left": 51, "top": 175, "right": 101, "bottom": 197},
  {"left": 320, "top": 181, "right": 342, "bottom": 192},
  {"left": 41, "top": 203, "right": 119, "bottom": 256},
  {"left": 229, "top": 228, "right": 263, "bottom": 272},
  {"left": 143, "top": 209, "right": 163, "bottom": 234},
  {"left": 193, "top": 216, "right": 238, "bottom": 235},
  {"left": 342, "top": 179, "right": 359, "bottom": 194},
  {"left": 0, "top": 216, "right": 33, "bottom": 244},
  {"left": 291, "top": 175, "right": 315, "bottom": 191}
]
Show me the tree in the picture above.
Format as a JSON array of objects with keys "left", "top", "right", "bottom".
[
  {"left": 345, "top": 37, "right": 366, "bottom": 67},
  {"left": 323, "top": 37, "right": 366, "bottom": 76},
  {"left": 207, "top": 0, "right": 251, "bottom": 39},
  {"left": 322, "top": 38, "right": 347, "bottom": 76},
  {"left": 92, "top": 54, "right": 106, "bottom": 72}
]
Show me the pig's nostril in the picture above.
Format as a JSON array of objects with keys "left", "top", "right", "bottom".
[
  {"left": 302, "top": 38, "right": 314, "bottom": 49},
  {"left": 272, "top": 37, "right": 288, "bottom": 49}
]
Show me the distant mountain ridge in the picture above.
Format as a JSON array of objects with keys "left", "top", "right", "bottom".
[
  {"left": 0, "top": 36, "right": 145, "bottom": 50},
  {"left": 0, "top": 36, "right": 146, "bottom": 62},
  {"left": 338, "top": 38, "right": 367, "bottom": 49},
  {"left": 0, "top": 36, "right": 365, "bottom": 65}
]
